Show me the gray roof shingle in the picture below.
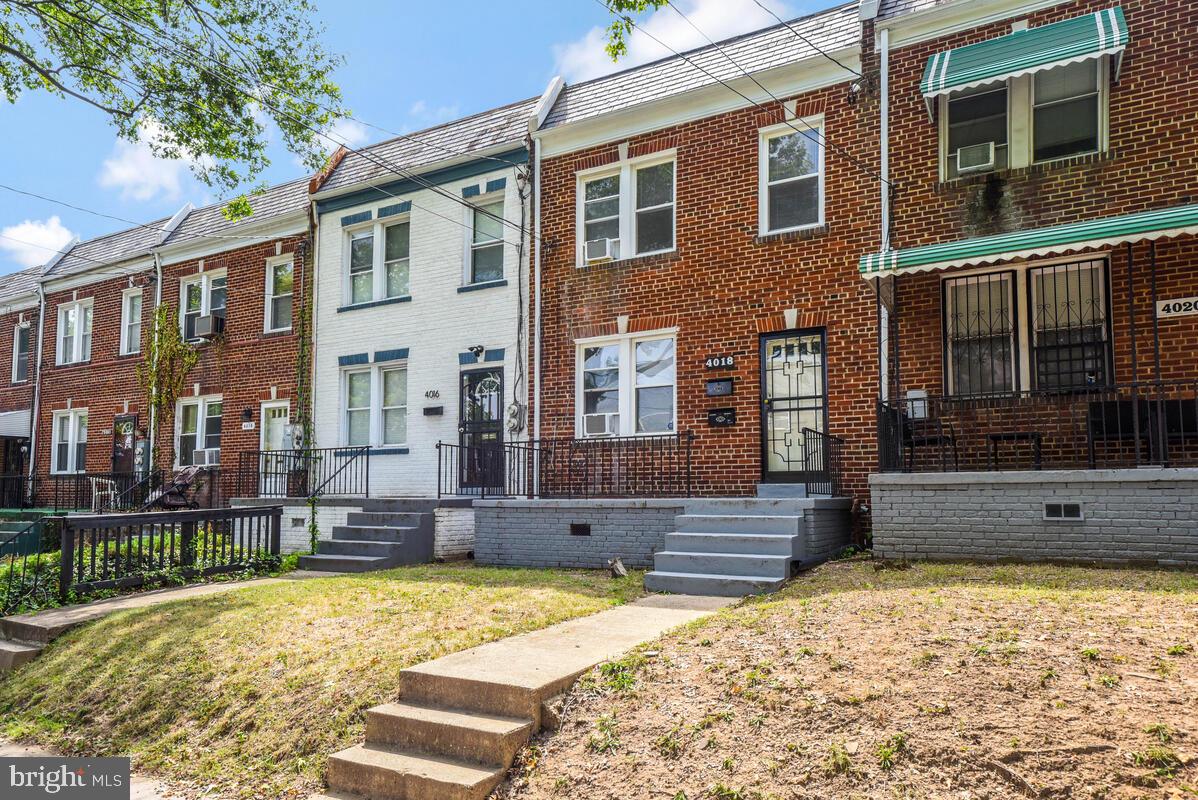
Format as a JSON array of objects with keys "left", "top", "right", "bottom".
[
  {"left": 878, "top": 0, "right": 952, "bottom": 20},
  {"left": 541, "top": 2, "right": 861, "bottom": 131},
  {"left": 0, "top": 265, "right": 46, "bottom": 304},
  {"left": 48, "top": 220, "right": 167, "bottom": 278},
  {"left": 161, "top": 178, "right": 309, "bottom": 248},
  {"left": 317, "top": 98, "right": 538, "bottom": 195}
]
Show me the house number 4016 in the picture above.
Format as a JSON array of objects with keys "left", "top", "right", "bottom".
[{"left": 424, "top": 390, "right": 440, "bottom": 399}]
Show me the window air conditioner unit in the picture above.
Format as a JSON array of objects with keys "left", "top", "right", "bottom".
[
  {"left": 584, "top": 238, "right": 620, "bottom": 264},
  {"left": 583, "top": 414, "right": 619, "bottom": 437},
  {"left": 193, "top": 448, "right": 221, "bottom": 467},
  {"left": 957, "top": 142, "right": 996, "bottom": 174},
  {"left": 194, "top": 313, "right": 225, "bottom": 340}
]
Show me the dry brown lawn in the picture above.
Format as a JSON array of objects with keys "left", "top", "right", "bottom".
[{"left": 500, "top": 560, "right": 1198, "bottom": 800}]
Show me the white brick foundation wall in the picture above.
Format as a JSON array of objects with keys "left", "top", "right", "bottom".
[{"left": 434, "top": 507, "right": 475, "bottom": 560}]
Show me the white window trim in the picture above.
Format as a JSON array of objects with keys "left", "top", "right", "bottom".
[
  {"left": 758, "top": 117, "right": 826, "bottom": 236},
  {"left": 341, "top": 362, "right": 409, "bottom": 448},
  {"left": 343, "top": 216, "right": 412, "bottom": 306},
  {"left": 175, "top": 395, "right": 223, "bottom": 468},
  {"left": 575, "top": 150, "right": 677, "bottom": 267},
  {"left": 574, "top": 328, "right": 679, "bottom": 439},
  {"left": 263, "top": 255, "right": 294, "bottom": 333},
  {"left": 938, "top": 57, "right": 1109, "bottom": 181},
  {"left": 51, "top": 408, "right": 88, "bottom": 475},
  {"left": 11, "top": 322, "right": 29, "bottom": 384},
  {"left": 120, "top": 287, "right": 143, "bottom": 355},
  {"left": 940, "top": 254, "right": 1111, "bottom": 395},
  {"left": 463, "top": 192, "right": 507, "bottom": 286},
  {"left": 179, "top": 268, "right": 228, "bottom": 341},
  {"left": 55, "top": 298, "right": 93, "bottom": 366}
]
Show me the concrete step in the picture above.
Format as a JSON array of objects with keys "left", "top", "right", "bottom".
[
  {"left": 361, "top": 499, "right": 442, "bottom": 514},
  {"left": 325, "top": 743, "right": 504, "bottom": 800},
  {"left": 366, "top": 702, "right": 531, "bottom": 768},
  {"left": 0, "top": 638, "right": 42, "bottom": 672},
  {"left": 346, "top": 511, "right": 425, "bottom": 528},
  {"left": 756, "top": 483, "right": 808, "bottom": 498},
  {"left": 675, "top": 514, "right": 803, "bottom": 535},
  {"left": 644, "top": 570, "right": 786, "bottom": 597},
  {"left": 666, "top": 531, "right": 797, "bottom": 557},
  {"left": 684, "top": 497, "right": 815, "bottom": 516},
  {"left": 331, "top": 525, "right": 412, "bottom": 543},
  {"left": 654, "top": 551, "right": 792, "bottom": 579},
  {"left": 318, "top": 539, "right": 406, "bottom": 558},
  {"left": 297, "top": 554, "right": 393, "bottom": 573}
]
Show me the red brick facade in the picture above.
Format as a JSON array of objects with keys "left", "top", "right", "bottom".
[{"left": 532, "top": 76, "right": 883, "bottom": 499}]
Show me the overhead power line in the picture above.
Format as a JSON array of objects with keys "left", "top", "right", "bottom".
[{"left": 747, "top": 0, "right": 865, "bottom": 79}]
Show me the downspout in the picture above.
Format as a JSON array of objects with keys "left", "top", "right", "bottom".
[
  {"left": 532, "top": 138, "right": 543, "bottom": 445},
  {"left": 878, "top": 25, "right": 892, "bottom": 404},
  {"left": 27, "top": 284, "right": 47, "bottom": 489},
  {"left": 147, "top": 253, "right": 164, "bottom": 473},
  {"left": 308, "top": 200, "right": 320, "bottom": 449}
]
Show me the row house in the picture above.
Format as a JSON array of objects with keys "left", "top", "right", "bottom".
[{"left": 0, "top": 267, "right": 42, "bottom": 506}]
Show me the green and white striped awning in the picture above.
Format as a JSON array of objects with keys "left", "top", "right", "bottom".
[
  {"left": 860, "top": 203, "right": 1198, "bottom": 278},
  {"left": 921, "top": 7, "right": 1128, "bottom": 100}
]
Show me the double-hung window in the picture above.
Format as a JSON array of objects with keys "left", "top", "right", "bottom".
[
  {"left": 1032, "top": 61, "right": 1101, "bottom": 162},
  {"left": 579, "top": 333, "right": 676, "bottom": 437},
  {"left": 177, "top": 397, "right": 222, "bottom": 466},
  {"left": 52, "top": 409, "right": 87, "bottom": 474},
  {"left": 56, "top": 300, "right": 93, "bottom": 365},
  {"left": 120, "top": 288, "right": 142, "bottom": 355},
  {"left": 265, "top": 257, "right": 294, "bottom": 332},
  {"left": 578, "top": 154, "right": 676, "bottom": 264},
  {"left": 1028, "top": 260, "right": 1110, "bottom": 390},
  {"left": 344, "top": 364, "right": 408, "bottom": 447},
  {"left": 469, "top": 200, "right": 505, "bottom": 284},
  {"left": 946, "top": 85, "right": 1009, "bottom": 178},
  {"left": 181, "top": 271, "right": 227, "bottom": 341},
  {"left": 944, "top": 273, "right": 1016, "bottom": 396},
  {"left": 12, "top": 323, "right": 29, "bottom": 383},
  {"left": 346, "top": 220, "right": 410, "bottom": 305},
  {"left": 760, "top": 122, "right": 824, "bottom": 234}
]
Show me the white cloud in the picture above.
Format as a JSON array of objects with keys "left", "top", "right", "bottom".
[
  {"left": 0, "top": 216, "right": 75, "bottom": 269},
  {"left": 97, "top": 119, "right": 210, "bottom": 203},
  {"left": 553, "top": 0, "right": 793, "bottom": 82},
  {"left": 326, "top": 117, "right": 371, "bottom": 150},
  {"left": 408, "top": 100, "right": 460, "bottom": 127}
]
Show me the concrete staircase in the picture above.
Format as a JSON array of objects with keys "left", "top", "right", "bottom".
[
  {"left": 0, "top": 635, "right": 42, "bottom": 674},
  {"left": 298, "top": 499, "right": 436, "bottom": 573},
  {"left": 645, "top": 484, "right": 818, "bottom": 597}
]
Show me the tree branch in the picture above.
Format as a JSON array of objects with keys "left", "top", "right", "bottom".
[{"left": 0, "top": 42, "right": 133, "bottom": 117}]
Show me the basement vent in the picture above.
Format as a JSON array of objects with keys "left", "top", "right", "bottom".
[
  {"left": 292, "top": 518, "right": 307, "bottom": 528},
  {"left": 570, "top": 523, "right": 592, "bottom": 537},
  {"left": 1043, "top": 502, "right": 1084, "bottom": 521}
]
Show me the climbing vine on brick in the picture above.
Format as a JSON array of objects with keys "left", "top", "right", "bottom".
[{"left": 137, "top": 305, "right": 199, "bottom": 466}]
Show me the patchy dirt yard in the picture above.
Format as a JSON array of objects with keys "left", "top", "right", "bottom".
[{"left": 499, "top": 560, "right": 1198, "bottom": 800}]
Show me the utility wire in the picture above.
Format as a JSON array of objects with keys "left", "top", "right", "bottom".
[{"left": 747, "top": 0, "right": 864, "bottom": 78}]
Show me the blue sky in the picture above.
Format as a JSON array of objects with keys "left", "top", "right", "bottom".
[{"left": 0, "top": 0, "right": 827, "bottom": 275}]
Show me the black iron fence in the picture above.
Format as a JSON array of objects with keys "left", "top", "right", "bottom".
[
  {"left": 802, "top": 428, "right": 847, "bottom": 497},
  {"left": 0, "top": 518, "right": 56, "bottom": 615},
  {"left": 59, "top": 506, "right": 281, "bottom": 600},
  {"left": 235, "top": 447, "right": 370, "bottom": 499},
  {"left": 437, "top": 433, "right": 695, "bottom": 499},
  {"left": 878, "top": 380, "right": 1198, "bottom": 473},
  {"left": 0, "top": 472, "right": 199, "bottom": 513}
]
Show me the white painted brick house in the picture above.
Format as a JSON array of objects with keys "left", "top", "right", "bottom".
[{"left": 309, "top": 99, "right": 536, "bottom": 497}]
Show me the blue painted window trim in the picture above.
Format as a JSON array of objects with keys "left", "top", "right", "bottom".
[
  {"left": 484, "top": 348, "right": 506, "bottom": 363},
  {"left": 458, "top": 352, "right": 478, "bottom": 365},
  {"left": 485, "top": 178, "right": 507, "bottom": 193},
  {"left": 378, "top": 201, "right": 411, "bottom": 219},
  {"left": 374, "top": 348, "right": 409, "bottom": 363},
  {"left": 336, "top": 295, "right": 413, "bottom": 314},
  {"left": 340, "top": 210, "right": 372, "bottom": 227},
  {"left": 456, "top": 279, "right": 508, "bottom": 294},
  {"left": 462, "top": 184, "right": 481, "bottom": 198},
  {"left": 338, "top": 353, "right": 369, "bottom": 367},
  {"left": 315, "top": 147, "right": 527, "bottom": 214}
]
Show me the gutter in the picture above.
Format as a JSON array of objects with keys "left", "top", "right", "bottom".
[{"left": 529, "top": 77, "right": 563, "bottom": 446}]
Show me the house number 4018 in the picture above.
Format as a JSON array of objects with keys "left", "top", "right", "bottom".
[{"left": 705, "top": 356, "right": 735, "bottom": 370}]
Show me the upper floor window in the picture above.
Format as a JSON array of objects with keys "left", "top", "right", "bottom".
[
  {"left": 12, "top": 323, "right": 29, "bottom": 383},
  {"left": 52, "top": 409, "right": 87, "bottom": 474},
  {"left": 181, "top": 271, "right": 227, "bottom": 341},
  {"left": 265, "top": 257, "right": 294, "bottom": 332},
  {"left": 344, "top": 364, "right": 407, "bottom": 447},
  {"left": 120, "top": 288, "right": 142, "bottom": 355},
  {"left": 347, "top": 220, "right": 409, "bottom": 305},
  {"left": 940, "top": 59, "right": 1107, "bottom": 179},
  {"left": 760, "top": 122, "right": 824, "bottom": 234},
  {"left": 578, "top": 154, "right": 676, "bottom": 265},
  {"left": 578, "top": 332, "right": 676, "bottom": 437},
  {"left": 56, "top": 299, "right": 93, "bottom": 365},
  {"left": 177, "top": 396, "right": 222, "bottom": 466},
  {"left": 469, "top": 201, "right": 505, "bottom": 284}
]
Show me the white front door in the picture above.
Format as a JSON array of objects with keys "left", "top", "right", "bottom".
[{"left": 260, "top": 402, "right": 291, "bottom": 496}]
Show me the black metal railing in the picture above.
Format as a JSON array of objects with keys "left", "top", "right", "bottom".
[
  {"left": 878, "top": 380, "right": 1198, "bottom": 473},
  {"left": 59, "top": 506, "right": 281, "bottom": 601},
  {"left": 436, "top": 433, "right": 695, "bottom": 499},
  {"left": 0, "top": 517, "right": 57, "bottom": 615},
  {"left": 802, "top": 428, "right": 847, "bottom": 497},
  {"left": 235, "top": 447, "right": 370, "bottom": 499}
]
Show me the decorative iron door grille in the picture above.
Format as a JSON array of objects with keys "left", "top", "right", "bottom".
[
  {"left": 943, "top": 271, "right": 1018, "bottom": 396},
  {"left": 459, "top": 368, "right": 504, "bottom": 492},
  {"left": 760, "top": 330, "right": 828, "bottom": 482}
]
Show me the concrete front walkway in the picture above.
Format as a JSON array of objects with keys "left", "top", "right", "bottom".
[
  {"left": 320, "top": 593, "right": 734, "bottom": 800},
  {"left": 0, "top": 741, "right": 173, "bottom": 800}
]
